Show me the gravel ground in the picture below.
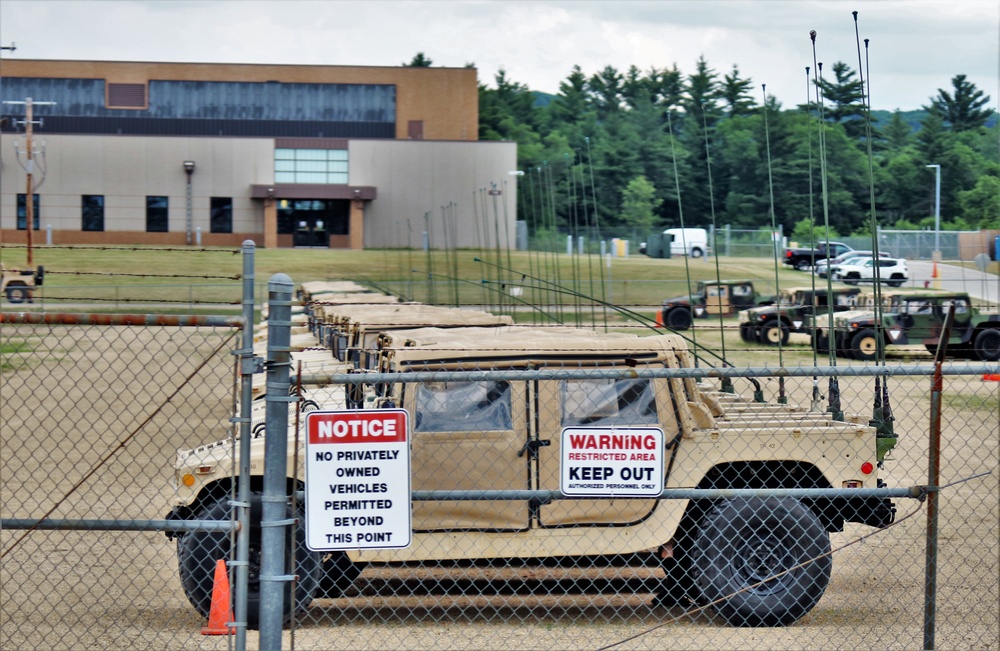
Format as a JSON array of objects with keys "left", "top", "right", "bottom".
[{"left": 1, "top": 322, "right": 997, "bottom": 650}]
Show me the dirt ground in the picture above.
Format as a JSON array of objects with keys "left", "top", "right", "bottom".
[{"left": 1, "top": 320, "right": 997, "bottom": 650}]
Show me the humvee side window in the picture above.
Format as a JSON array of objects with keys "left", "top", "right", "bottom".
[
  {"left": 732, "top": 284, "right": 752, "bottom": 297},
  {"left": 413, "top": 381, "right": 512, "bottom": 432},
  {"left": 707, "top": 286, "right": 722, "bottom": 297},
  {"left": 905, "top": 299, "right": 933, "bottom": 315},
  {"left": 560, "top": 379, "right": 658, "bottom": 427},
  {"left": 942, "top": 298, "right": 969, "bottom": 314},
  {"left": 835, "top": 294, "right": 857, "bottom": 306}
]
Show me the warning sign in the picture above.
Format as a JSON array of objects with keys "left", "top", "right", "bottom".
[
  {"left": 304, "top": 409, "right": 411, "bottom": 551},
  {"left": 560, "top": 427, "right": 665, "bottom": 497}
]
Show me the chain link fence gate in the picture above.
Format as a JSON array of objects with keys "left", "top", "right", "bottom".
[{"left": 3, "top": 264, "right": 999, "bottom": 650}]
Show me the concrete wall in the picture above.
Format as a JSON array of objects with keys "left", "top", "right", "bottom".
[
  {"left": 350, "top": 139, "right": 518, "bottom": 249},
  {"left": 0, "top": 133, "right": 517, "bottom": 249}
]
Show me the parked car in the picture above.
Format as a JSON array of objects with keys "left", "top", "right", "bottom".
[
  {"left": 832, "top": 258, "right": 908, "bottom": 287},
  {"left": 783, "top": 241, "right": 853, "bottom": 271},
  {"left": 814, "top": 250, "right": 889, "bottom": 279}
]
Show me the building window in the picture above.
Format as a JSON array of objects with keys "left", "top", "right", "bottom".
[
  {"left": 146, "top": 196, "right": 169, "bottom": 232},
  {"left": 210, "top": 197, "right": 233, "bottom": 233},
  {"left": 274, "top": 148, "right": 348, "bottom": 184},
  {"left": 16, "top": 194, "right": 40, "bottom": 230},
  {"left": 82, "top": 195, "right": 105, "bottom": 232},
  {"left": 276, "top": 199, "right": 349, "bottom": 235}
]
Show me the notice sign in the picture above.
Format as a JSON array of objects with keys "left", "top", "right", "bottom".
[
  {"left": 560, "top": 427, "right": 665, "bottom": 497},
  {"left": 304, "top": 409, "right": 411, "bottom": 551}
]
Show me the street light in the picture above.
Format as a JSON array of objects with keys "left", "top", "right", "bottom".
[
  {"left": 925, "top": 164, "right": 941, "bottom": 253},
  {"left": 925, "top": 163, "right": 941, "bottom": 288}
]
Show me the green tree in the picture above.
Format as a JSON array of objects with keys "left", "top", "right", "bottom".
[
  {"left": 588, "top": 65, "right": 624, "bottom": 118},
  {"left": 958, "top": 175, "right": 1000, "bottom": 229},
  {"left": 815, "top": 61, "right": 867, "bottom": 140},
  {"left": 620, "top": 175, "right": 662, "bottom": 236},
  {"left": 403, "top": 52, "right": 433, "bottom": 67},
  {"left": 926, "top": 74, "right": 993, "bottom": 132},
  {"left": 721, "top": 64, "right": 756, "bottom": 117},
  {"left": 882, "top": 110, "right": 913, "bottom": 152}
]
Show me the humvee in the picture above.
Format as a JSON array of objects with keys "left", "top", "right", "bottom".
[
  {"left": 825, "top": 291, "right": 1000, "bottom": 361},
  {"left": 659, "top": 280, "right": 772, "bottom": 331},
  {"left": 167, "top": 328, "right": 895, "bottom": 629},
  {"left": 738, "top": 286, "right": 860, "bottom": 346},
  {"left": 0, "top": 264, "right": 43, "bottom": 303}
]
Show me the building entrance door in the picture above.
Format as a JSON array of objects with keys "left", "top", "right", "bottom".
[{"left": 293, "top": 216, "right": 328, "bottom": 247}]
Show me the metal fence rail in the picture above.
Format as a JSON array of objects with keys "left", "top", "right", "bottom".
[{"left": 2, "top": 274, "right": 998, "bottom": 651}]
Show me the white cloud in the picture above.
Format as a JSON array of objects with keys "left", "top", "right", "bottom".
[{"left": 0, "top": 0, "right": 996, "bottom": 111}]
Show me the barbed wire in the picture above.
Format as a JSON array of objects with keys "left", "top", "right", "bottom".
[
  {"left": 34, "top": 295, "right": 241, "bottom": 306},
  {"left": 45, "top": 270, "right": 241, "bottom": 280},
  {"left": 0, "top": 244, "right": 240, "bottom": 254}
]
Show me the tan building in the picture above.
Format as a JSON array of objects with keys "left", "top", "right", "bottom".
[{"left": 0, "top": 59, "right": 517, "bottom": 249}]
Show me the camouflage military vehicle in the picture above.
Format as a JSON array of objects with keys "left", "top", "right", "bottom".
[
  {"left": 167, "top": 328, "right": 896, "bottom": 629},
  {"left": 659, "top": 280, "right": 772, "bottom": 331},
  {"left": 738, "top": 286, "right": 860, "bottom": 346},
  {"left": 826, "top": 290, "right": 1000, "bottom": 361},
  {"left": 0, "top": 264, "right": 43, "bottom": 303}
]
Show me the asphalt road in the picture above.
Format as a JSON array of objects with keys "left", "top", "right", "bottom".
[{"left": 828, "top": 260, "right": 999, "bottom": 304}]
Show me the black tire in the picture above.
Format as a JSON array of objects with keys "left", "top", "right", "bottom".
[
  {"left": 177, "top": 492, "right": 320, "bottom": 630},
  {"left": 795, "top": 259, "right": 810, "bottom": 272},
  {"left": 843, "top": 273, "right": 860, "bottom": 286},
  {"left": 691, "top": 247, "right": 705, "bottom": 258},
  {"left": 665, "top": 308, "right": 692, "bottom": 331},
  {"left": 758, "top": 319, "right": 790, "bottom": 346},
  {"left": 5, "top": 284, "right": 28, "bottom": 304},
  {"left": 850, "top": 328, "right": 879, "bottom": 361},
  {"left": 887, "top": 276, "right": 905, "bottom": 288},
  {"left": 692, "top": 497, "right": 831, "bottom": 627},
  {"left": 318, "top": 552, "right": 364, "bottom": 598},
  {"left": 812, "top": 331, "right": 829, "bottom": 354},
  {"left": 739, "top": 323, "right": 754, "bottom": 343},
  {"left": 973, "top": 328, "right": 1000, "bottom": 362}
]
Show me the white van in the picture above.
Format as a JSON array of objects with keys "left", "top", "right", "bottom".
[{"left": 665, "top": 228, "right": 709, "bottom": 257}]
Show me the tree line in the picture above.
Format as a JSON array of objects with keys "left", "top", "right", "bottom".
[{"left": 470, "top": 55, "right": 998, "bottom": 242}]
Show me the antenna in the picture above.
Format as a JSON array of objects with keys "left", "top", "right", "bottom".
[{"left": 4, "top": 96, "right": 58, "bottom": 267}]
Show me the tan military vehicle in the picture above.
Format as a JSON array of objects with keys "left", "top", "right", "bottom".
[
  {"left": 167, "top": 330, "right": 896, "bottom": 629},
  {"left": 0, "top": 263, "right": 43, "bottom": 303}
]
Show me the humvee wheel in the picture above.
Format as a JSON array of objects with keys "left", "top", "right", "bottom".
[
  {"left": 850, "top": 329, "right": 879, "bottom": 361},
  {"left": 811, "top": 331, "right": 829, "bottom": 354},
  {"left": 973, "top": 328, "right": 1000, "bottom": 362},
  {"left": 5, "top": 284, "right": 28, "bottom": 303},
  {"left": 317, "top": 552, "right": 364, "bottom": 598},
  {"left": 758, "top": 320, "right": 790, "bottom": 346},
  {"left": 665, "top": 308, "right": 692, "bottom": 331},
  {"left": 176, "top": 492, "right": 320, "bottom": 630},
  {"left": 739, "top": 323, "right": 754, "bottom": 343},
  {"left": 692, "top": 497, "right": 831, "bottom": 627}
]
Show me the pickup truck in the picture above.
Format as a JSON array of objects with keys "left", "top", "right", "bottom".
[{"left": 783, "top": 242, "right": 853, "bottom": 271}]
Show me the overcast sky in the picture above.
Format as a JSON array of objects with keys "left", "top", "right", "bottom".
[{"left": 1, "top": 0, "right": 997, "bottom": 112}]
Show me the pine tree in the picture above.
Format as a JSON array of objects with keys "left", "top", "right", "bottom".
[{"left": 926, "top": 74, "right": 993, "bottom": 132}]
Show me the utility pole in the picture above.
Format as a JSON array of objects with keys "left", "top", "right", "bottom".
[{"left": 4, "top": 97, "right": 57, "bottom": 266}]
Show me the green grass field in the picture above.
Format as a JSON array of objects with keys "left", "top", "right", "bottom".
[{"left": 3, "top": 244, "right": 840, "bottom": 313}]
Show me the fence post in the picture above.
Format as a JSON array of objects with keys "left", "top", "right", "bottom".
[
  {"left": 259, "top": 273, "right": 294, "bottom": 649},
  {"left": 233, "top": 241, "right": 256, "bottom": 651}
]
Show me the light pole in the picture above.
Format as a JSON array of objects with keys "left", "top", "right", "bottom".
[{"left": 925, "top": 163, "right": 941, "bottom": 288}]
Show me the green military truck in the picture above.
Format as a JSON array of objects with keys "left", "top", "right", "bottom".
[
  {"left": 738, "top": 286, "right": 861, "bottom": 346},
  {"left": 659, "top": 280, "right": 773, "bottom": 331},
  {"left": 822, "top": 291, "right": 1000, "bottom": 361}
]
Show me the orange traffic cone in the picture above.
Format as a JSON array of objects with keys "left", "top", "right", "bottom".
[
  {"left": 655, "top": 310, "right": 664, "bottom": 328},
  {"left": 982, "top": 374, "right": 1000, "bottom": 382},
  {"left": 201, "top": 559, "right": 235, "bottom": 636},
  {"left": 931, "top": 261, "right": 939, "bottom": 279}
]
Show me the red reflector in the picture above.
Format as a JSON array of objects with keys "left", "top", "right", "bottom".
[{"left": 861, "top": 462, "right": 874, "bottom": 475}]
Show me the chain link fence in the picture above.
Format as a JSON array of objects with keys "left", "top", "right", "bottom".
[{"left": 2, "top": 271, "right": 998, "bottom": 650}]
